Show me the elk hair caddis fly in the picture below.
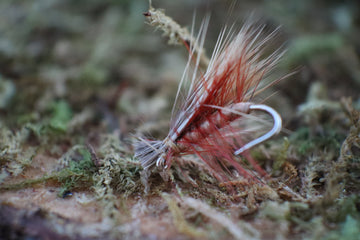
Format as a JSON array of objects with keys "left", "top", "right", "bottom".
[{"left": 134, "top": 15, "right": 287, "bottom": 184}]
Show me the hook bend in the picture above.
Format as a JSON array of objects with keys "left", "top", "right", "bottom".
[{"left": 234, "top": 104, "right": 282, "bottom": 155}]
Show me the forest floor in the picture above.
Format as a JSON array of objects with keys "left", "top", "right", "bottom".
[{"left": 0, "top": 1, "right": 360, "bottom": 239}]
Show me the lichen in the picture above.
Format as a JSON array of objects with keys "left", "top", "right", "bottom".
[{"left": 0, "top": 124, "right": 36, "bottom": 181}]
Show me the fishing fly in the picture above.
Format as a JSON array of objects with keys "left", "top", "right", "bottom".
[{"left": 134, "top": 16, "right": 284, "bottom": 183}]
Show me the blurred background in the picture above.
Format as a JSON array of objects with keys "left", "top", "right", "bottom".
[{"left": 0, "top": 0, "right": 359, "bottom": 139}]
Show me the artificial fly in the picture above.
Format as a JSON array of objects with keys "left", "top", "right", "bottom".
[{"left": 134, "top": 17, "right": 285, "bottom": 183}]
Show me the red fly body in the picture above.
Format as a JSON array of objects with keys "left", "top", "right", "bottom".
[{"left": 134, "top": 20, "right": 284, "bottom": 182}]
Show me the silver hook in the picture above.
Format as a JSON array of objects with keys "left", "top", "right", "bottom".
[{"left": 234, "top": 104, "right": 282, "bottom": 155}]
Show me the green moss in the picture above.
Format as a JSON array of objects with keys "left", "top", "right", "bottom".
[
  {"left": 322, "top": 215, "right": 360, "bottom": 240},
  {"left": 0, "top": 125, "right": 36, "bottom": 179},
  {"left": 57, "top": 147, "right": 96, "bottom": 197},
  {"left": 0, "top": 76, "right": 16, "bottom": 109},
  {"left": 273, "top": 137, "right": 290, "bottom": 171},
  {"left": 89, "top": 134, "right": 142, "bottom": 222},
  {"left": 0, "top": 0, "right": 359, "bottom": 239},
  {"left": 260, "top": 201, "right": 291, "bottom": 221},
  {"left": 0, "top": 174, "right": 55, "bottom": 191},
  {"left": 0, "top": 146, "right": 96, "bottom": 197},
  {"left": 285, "top": 34, "right": 343, "bottom": 66},
  {"left": 49, "top": 100, "right": 73, "bottom": 133},
  {"left": 337, "top": 195, "right": 360, "bottom": 222},
  {"left": 290, "top": 126, "right": 344, "bottom": 156}
]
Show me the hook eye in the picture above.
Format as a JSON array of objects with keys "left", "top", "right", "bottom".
[{"left": 234, "top": 104, "right": 282, "bottom": 155}]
